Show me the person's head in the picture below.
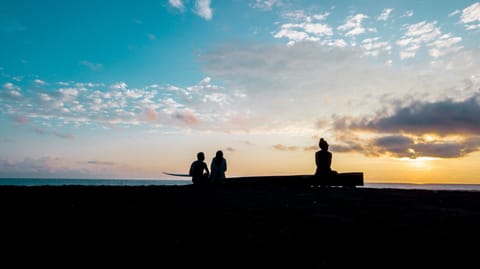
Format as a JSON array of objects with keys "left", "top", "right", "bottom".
[
  {"left": 197, "top": 152, "right": 205, "bottom": 161},
  {"left": 319, "top": 138, "right": 329, "bottom": 150},
  {"left": 215, "top": 150, "right": 223, "bottom": 159}
]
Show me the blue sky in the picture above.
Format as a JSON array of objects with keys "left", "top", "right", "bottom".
[{"left": 1, "top": 0, "right": 480, "bottom": 182}]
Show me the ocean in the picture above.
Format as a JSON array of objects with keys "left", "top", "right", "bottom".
[
  {"left": 0, "top": 178, "right": 191, "bottom": 186},
  {"left": 0, "top": 178, "right": 480, "bottom": 191}
]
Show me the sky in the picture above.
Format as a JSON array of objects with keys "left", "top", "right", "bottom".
[{"left": 1, "top": 0, "right": 480, "bottom": 183}]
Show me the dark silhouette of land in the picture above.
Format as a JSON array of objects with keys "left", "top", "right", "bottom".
[{"left": 1, "top": 183, "right": 479, "bottom": 267}]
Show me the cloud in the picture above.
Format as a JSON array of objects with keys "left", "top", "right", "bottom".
[
  {"left": 34, "top": 79, "right": 46, "bottom": 86},
  {"left": 396, "top": 20, "right": 462, "bottom": 59},
  {"left": 337, "top": 14, "right": 372, "bottom": 36},
  {"left": 87, "top": 160, "right": 117, "bottom": 166},
  {"left": 173, "top": 110, "right": 200, "bottom": 125},
  {"left": 141, "top": 109, "right": 158, "bottom": 123},
  {"left": 54, "top": 132, "right": 75, "bottom": 140},
  {"left": 460, "top": 2, "right": 480, "bottom": 24},
  {"left": 13, "top": 114, "right": 29, "bottom": 124},
  {"left": 330, "top": 92, "right": 480, "bottom": 159},
  {"left": 449, "top": 10, "right": 460, "bottom": 17},
  {"left": 200, "top": 41, "right": 480, "bottom": 134},
  {"left": 341, "top": 95, "right": 480, "bottom": 136},
  {"left": 0, "top": 75, "right": 246, "bottom": 132},
  {"left": 367, "top": 135, "right": 480, "bottom": 159},
  {"left": 377, "top": 8, "right": 393, "bottom": 21},
  {"left": 272, "top": 144, "right": 299, "bottom": 151},
  {"left": 361, "top": 37, "right": 392, "bottom": 56},
  {"left": 80, "top": 60, "right": 103, "bottom": 71},
  {"left": 402, "top": 10, "right": 414, "bottom": 18},
  {"left": 194, "top": 0, "right": 213, "bottom": 20},
  {"left": 460, "top": 2, "right": 480, "bottom": 30},
  {"left": 169, "top": 0, "right": 185, "bottom": 11},
  {"left": 250, "top": 0, "right": 282, "bottom": 10}
]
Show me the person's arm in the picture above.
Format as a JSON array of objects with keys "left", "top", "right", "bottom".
[
  {"left": 327, "top": 152, "right": 332, "bottom": 169},
  {"left": 224, "top": 159, "right": 227, "bottom": 172},
  {"left": 204, "top": 163, "right": 209, "bottom": 175},
  {"left": 189, "top": 162, "right": 194, "bottom": 176},
  {"left": 315, "top": 152, "right": 320, "bottom": 168}
]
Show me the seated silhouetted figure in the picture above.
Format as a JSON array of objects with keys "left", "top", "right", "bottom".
[
  {"left": 190, "top": 152, "right": 209, "bottom": 185},
  {"left": 314, "top": 138, "right": 337, "bottom": 184}
]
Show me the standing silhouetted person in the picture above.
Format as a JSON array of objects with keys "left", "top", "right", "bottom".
[
  {"left": 190, "top": 152, "right": 209, "bottom": 185},
  {"left": 210, "top": 150, "right": 227, "bottom": 185},
  {"left": 315, "top": 138, "right": 336, "bottom": 176}
]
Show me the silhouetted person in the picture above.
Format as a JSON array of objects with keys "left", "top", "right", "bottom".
[
  {"left": 190, "top": 152, "right": 209, "bottom": 185},
  {"left": 315, "top": 138, "right": 337, "bottom": 177},
  {"left": 210, "top": 150, "right": 227, "bottom": 185}
]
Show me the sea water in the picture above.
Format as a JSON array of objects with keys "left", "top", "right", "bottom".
[{"left": 0, "top": 178, "right": 191, "bottom": 186}]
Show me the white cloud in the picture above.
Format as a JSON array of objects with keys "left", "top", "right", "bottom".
[
  {"left": 402, "top": 10, "right": 414, "bottom": 17},
  {"left": 274, "top": 11, "right": 334, "bottom": 45},
  {"left": 0, "top": 75, "right": 247, "bottom": 131},
  {"left": 250, "top": 0, "right": 282, "bottom": 11},
  {"left": 465, "top": 23, "right": 480, "bottom": 30},
  {"left": 428, "top": 34, "right": 463, "bottom": 58},
  {"left": 337, "top": 14, "right": 372, "bottom": 36},
  {"left": 34, "top": 79, "right": 46, "bottom": 85},
  {"left": 194, "top": 0, "right": 213, "bottom": 21},
  {"left": 361, "top": 37, "right": 392, "bottom": 56},
  {"left": 313, "top": 12, "right": 330, "bottom": 21},
  {"left": 449, "top": 9, "right": 460, "bottom": 17},
  {"left": 80, "top": 60, "right": 103, "bottom": 71},
  {"left": 200, "top": 43, "right": 480, "bottom": 134},
  {"left": 460, "top": 3, "right": 480, "bottom": 24},
  {"left": 396, "top": 21, "right": 451, "bottom": 60},
  {"left": 377, "top": 8, "right": 393, "bottom": 21},
  {"left": 169, "top": 0, "right": 185, "bottom": 11}
]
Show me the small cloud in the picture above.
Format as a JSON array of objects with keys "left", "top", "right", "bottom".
[
  {"left": 377, "top": 8, "right": 393, "bottom": 21},
  {"left": 174, "top": 111, "right": 200, "bottom": 125},
  {"left": 13, "top": 115, "right": 29, "bottom": 124},
  {"left": 87, "top": 160, "right": 117, "bottom": 166},
  {"left": 304, "top": 145, "right": 317, "bottom": 151},
  {"left": 148, "top": 33, "right": 156, "bottom": 40},
  {"left": 401, "top": 10, "right": 414, "bottom": 18},
  {"left": 141, "top": 109, "right": 158, "bottom": 122},
  {"left": 32, "top": 127, "right": 49, "bottom": 135},
  {"left": 54, "top": 132, "right": 75, "bottom": 140},
  {"left": 80, "top": 60, "right": 103, "bottom": 71},
  {"left": 226, "top": 147, "right": 235, "bottom": 152},
  {"left": 194, "top": 0, "right": 213, "bottom": 21},
  {"left": 449, "top": 9, "right": 460, "bottom": 17},
  {"left": 272, "top": 144, "right": 299, "bottom": 151},
  {"left": 169, "top": 0, "right": 185, "bottom": 11},
  {"left": 34, "top": 79, "right": 46, "bottom": 86},
  {"left": 337, "top": 13, "right": 371, "bottom": 36},
  {"left": 250, "top": 0, "right": 282, "bottom": 11}
]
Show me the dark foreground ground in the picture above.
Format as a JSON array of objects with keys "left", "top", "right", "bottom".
[{"left": 1, "top": 184, "right": 479, "bottom": 267}]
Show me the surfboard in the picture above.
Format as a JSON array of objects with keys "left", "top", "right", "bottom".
[{"left": 163, "top": 172, "right": 191, "bottom": 177}]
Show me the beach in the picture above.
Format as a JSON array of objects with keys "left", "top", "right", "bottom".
[{"left": 1, "top": 183, "right": 479, "bottom": 267}]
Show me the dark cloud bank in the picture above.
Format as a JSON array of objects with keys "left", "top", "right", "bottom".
[{"left": 332, "top": 94, "right": 480, "bottom": 158}]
